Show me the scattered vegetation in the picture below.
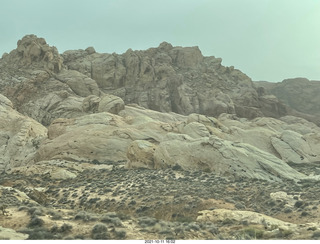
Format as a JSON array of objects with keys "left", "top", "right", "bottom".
[{"left": 21, "top": 227, "right": 56, "bottom": 240}]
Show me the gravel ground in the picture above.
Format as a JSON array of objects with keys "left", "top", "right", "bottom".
[{"left": 1, "top": 163, "right": 320, "bottom": 240}]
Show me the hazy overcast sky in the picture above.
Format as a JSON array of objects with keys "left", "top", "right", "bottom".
[{"left": 1, "top": 0, "right": 319, "bottom": 82}]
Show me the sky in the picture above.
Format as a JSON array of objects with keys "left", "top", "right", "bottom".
[{"left": 1, "top": 0, "right": 319, "bottom": 82}]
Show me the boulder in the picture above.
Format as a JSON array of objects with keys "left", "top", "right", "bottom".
[
  {"left": 55, "top": 70, "right": 101, "bottom": 97},
  {"left": 181, "top": 122, "right": 210, "bottom": 139},
  {"left": 98, "top": 94, "right": 125, "bottom": 114},
  {"left": 82, "top": 95, "right": 101, "bottom": 113},
  {"left": 50, "top": 168, "right": 77, "bottom": 180},
  {"left": 0, "top": 226, "right": 28, "bottom": 240},
  {"left": 270, "top": 191, "right": 299, "bottom": 208},
  {"left": 126, "top": 140, "right": 156, "bottom": 169}
]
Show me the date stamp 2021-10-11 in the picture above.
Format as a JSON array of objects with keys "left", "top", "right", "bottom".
[{"left": 145, "top": 240, "right": 175, "bottom": 244}]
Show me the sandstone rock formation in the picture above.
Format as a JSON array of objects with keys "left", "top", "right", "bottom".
[
  {"left": 62, "top": 40, "right": 286, "bottom": 120},
  {"left": 0, "top": 34, "right": 313, "bottom": 127},
  {"left": 0, "top": 35, "right": 319, "bottom": 184},
  {"left": 0, "top": 94, "right": 47, "bottom": 172}
]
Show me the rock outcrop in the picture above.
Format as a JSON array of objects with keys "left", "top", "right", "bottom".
[
  {"left": 0, "top": 226, "right": 28, "bottom": 240},
  {"left": 0, "top": 35, "right": 312, "bottom": 127},
  {"left": 1, "top": 90, "right": 320, "bottom": 182},
  {"left": 0, "top": 94, "right": 47, "bottom": 172},
  {"left": 62, "top": 41, "right": 286, "bottom": 120},
  {"left": 255, "top": 78, "right": 320, "bottom": 125},
  {"left": 197, "top": 209, "right": 297, "bottom": 231},
  {"left": 0, "top": 35, "right": 320, "bottom": 182}
]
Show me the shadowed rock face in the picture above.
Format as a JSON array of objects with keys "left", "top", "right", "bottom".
[{"left": 254, "top": 78, "right": 320, "bottom": 126}]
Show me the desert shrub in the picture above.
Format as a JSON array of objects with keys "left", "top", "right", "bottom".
[
  {"left": 238, "top": 227, "right": 264, "bottom": 240},
  {"left": 50, "top": 223, "right": 72, "bottom": 233},
  {"left": 221, "top": 218, "right": 234, "bottom": 226},
  {"left": 294, "top": 201, "right": 304, "bottom": 208},
  {"left": 0, "top": 204, "right": 8, "bottom": 215},
  {"left": 74, "top": 210, "right": 96, "bottom": 221},
  {"left": 47, "top": 210, "right": 63, "bottom": 220},
  {"left": 284, "top": 208, "right": 292, "bottom": 213},
  {"left": 116, "top": 212, "right": 131, "bottom": 221},
  {"left": 235, "top": 203, "right": 245, "bottom": 210},
  {"left": 100, "top": 215, "right": 123, "bottom": 227},
  {"left": 92, "top": 159, "right": 101, "bottom": 165},
  {"left": 208, "top": 226, "right": 219, "bottom": 235},
  {"left": 114, "top": 228, "right": 127, "bottom": 239},
  {"left": 21, "top": 227, "right": 56, "bottom": 240},
  {"left": 276, "top": 229, "right": 293, "bottom": 238},
  {"left": 91, "top": 223, "right": 109, "bottom": 240},
  {"left": 50, "top": 224, "right": 59, "bottom": 233},
  {"left": 60, "top": 223, "right": 73, "bottom": 233},
  {"left": 28, "top": 207, "right": 44, "bottom": 216},
  {"left": 174, "top": 215, "right": 194, "bottom": 223},
  {"left": 74, "top": 234, "right": 85, "bottom": 240},
  {"left": 51, "top": 213, "right": 63, "bottom": 220},
  {"left": 312, "top": 231, "right": 320, "bottom": 239},
  {"left": 28, "top": 216, "right": 44, "bottom": 228},
  {"left": 138, "top": 216, "right": 158, "bottom": 227},
  {"left": 172, "top": 164, "right": 183, "bottom": 171},
  {"left": 187, "top": 222, "right": 200, "bottom": 231}
]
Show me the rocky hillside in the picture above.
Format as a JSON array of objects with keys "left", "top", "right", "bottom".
[
  {"left": 1, "top": 35, "right": 320, "bottom": 240},
  {"left": 255, "top": 78, "right": 320, "bottom": 124},
  {"left": 1, "top": 35, "right": 292, "bottom": 127}
]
